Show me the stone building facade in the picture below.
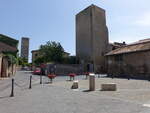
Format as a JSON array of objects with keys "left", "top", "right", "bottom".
[
  {"left": 106, "top": 39, "right": 150, "bottom": 79},
  {"left": 76, "top": 4, "right": 109, "bottom": 73},
  {"left": 21, "top": 37, "right": 29, "bottom": 62},
  {"left": 76, "top": 4, "right": 150, "bottom": 79},
  {"left": 0, "top": 34, "right": 18, "bottom": 78}
]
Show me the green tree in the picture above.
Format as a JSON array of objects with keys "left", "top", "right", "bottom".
[
  {"left": 63, "top": 56, "right": 77, "bottom": 64},
  {"left": 39, "top": 41, "right": 64, "bottom": 63},
  {"left": 17, "top": 57, "right": 28, "bottom": 67},
  {"left": 33, "top": 56, "right": 44, "bottom": 66}
]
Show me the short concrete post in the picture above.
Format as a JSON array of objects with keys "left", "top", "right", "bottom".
[
  {"left": 71, "top": 80, "right": 78, "bottom": 89},
  {"left": 101, "top": 83, "right": 117, "bottom": 91},
  {"left": 89, "top": 74, "right": 95, "bottom": 91}
]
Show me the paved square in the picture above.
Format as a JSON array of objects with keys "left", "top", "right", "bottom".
[{"left": 0, "top": 71, "right": 150, "bottom": 113}]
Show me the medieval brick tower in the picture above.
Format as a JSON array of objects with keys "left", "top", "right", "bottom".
[
  {"left": 21, "top": 37, "right": 29, "bottom": 62},
  {"left": 76, "top": 5, "right": 109, "bottom": 73}
]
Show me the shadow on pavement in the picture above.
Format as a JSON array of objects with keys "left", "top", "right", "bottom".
[
  {"left": 43, "top": 82, "right": 53, "bottom": 84},
  {"left": 66, "top": 80, "right": 73, "bottom": 82},
  {"left": 0, "top": 96, "right": 10, "bottom": 99},
  {"left": 82, "top": 89, "right": 91, "bottom": 92}
]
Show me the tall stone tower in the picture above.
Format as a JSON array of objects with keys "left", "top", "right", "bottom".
[
  {"left": 21, "top": 37, "right": 29, "bottom": 62},
  {"left": 76, "top": 5, "right": 109, "bottom": 73}
]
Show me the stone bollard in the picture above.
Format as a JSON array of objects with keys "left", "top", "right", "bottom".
[
  {"left": 71, "top": 80, "right": 79, "bottom": 89},
  {"left": 89, "top": 73, "right": 95, "bottom": 91},
  {"left": 101, "top": 83, "right": 117, "bottom": 91}
]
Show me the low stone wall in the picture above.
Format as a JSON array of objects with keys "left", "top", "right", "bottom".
[
  {"left": 46, "top": 64, "right": 84, "bottom": 75},
  {"left": 101, "top": 83, "right": 117, "bottom": 91}
]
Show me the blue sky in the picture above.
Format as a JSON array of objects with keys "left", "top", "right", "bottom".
[{"left": 0, "top": 0, "right": 150, "bottom": 61}]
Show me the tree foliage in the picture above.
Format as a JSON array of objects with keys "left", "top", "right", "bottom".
[
  {"left": 33, "top": 56, "right": 44, "bottom": 66},
  {"left": 4, "top": 54, "right": 17, "bottom": 65},
  {"left": 17, "top": 57, "right": 29, "bottom": 67},
  {"left": 39, "top": 41, "right": 64, "bottom": 63},
  {"left": 63, "top": 56, "right": 77, "bottom": 64}
]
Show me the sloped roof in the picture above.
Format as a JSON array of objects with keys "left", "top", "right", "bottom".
[
  {"left": 0, "top": 34, "right": 18, "bottom": 47},
  {"left": 31, "top": 50, "right": 39, "bottom": 53},
  {"left": 0, "top": 42, "right": 18, "bottom": 53},
  {"left": 106, "top": 38, "right": 150, "bottom": 56},
  {"left": 130, "top": 38, "right": 150, "bottom": 45}
]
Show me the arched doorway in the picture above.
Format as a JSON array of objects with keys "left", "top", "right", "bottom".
[{"left": 1, "top": 57, "right": 9, "bottom": 78}]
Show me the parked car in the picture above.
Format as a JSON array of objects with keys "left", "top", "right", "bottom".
[{"left": 33, "top": 68, "right": 41, "bottom": 75}]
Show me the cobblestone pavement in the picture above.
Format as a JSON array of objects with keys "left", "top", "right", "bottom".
[{"left": 0, "top": 71, "right": 150, "bottom": 113}]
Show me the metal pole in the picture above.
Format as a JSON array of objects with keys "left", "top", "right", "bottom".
[
  {"left": 111, "top": 74, "right": 114, "bottom": 79},
  {"left": 50, "top": 78, "right": 53, "bottom": 83},
  {"left": 98, "top": 74, "right": 100, "bottom": 78},
  {"left": 40, "top": 75, "right": 42, "bottom": 84},
  {"left": 70, "top": 76, "right": 71, "bottom": 81},
  {"left": 86, "top": 75, "right": 88, "bottom": 79},
  {"left": 10, "top": 78, "right": 14, "bottom": 97},
  {"left": 128, "top": 75, "right": 130, "bottom": 80},
  {"left": 29, "top": 75, "right": 32, "bottom": 89}
]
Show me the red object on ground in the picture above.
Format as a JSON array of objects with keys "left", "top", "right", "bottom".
[
  {"left": 69, "top": 73, "right": 76, "bottom": 77},
  {"left": 48, "top": 74, "right": 56, "bottom": 79}
]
